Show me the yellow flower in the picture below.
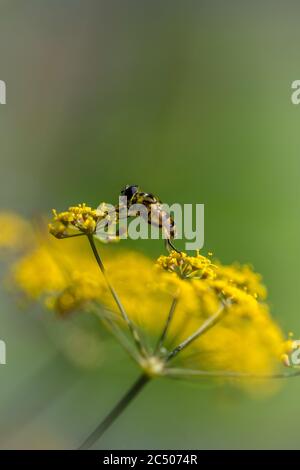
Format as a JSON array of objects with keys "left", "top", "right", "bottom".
[
  {"left": 156, "top": 250, "right": 217, "bottom": 280},
  {"left": 49, "top": 203, "right": 107, "bottom": 238},
  {"left": 11, "top": 234, "right": 286, "bottom": 387},
  {"left": 157, "top": 251, "right": 265, "bottom": 306},
  {"left": 54, "top": 271, "right": 105, "bottom": 315},
  {"left": 112, "top": 254, "right": 283, "bottom": 377},
  {"left": 13, "top": 244, "right": 67, "bottom": 299},
  {"left": 6, "top": 208, "right": 300, "bottom": 449},
  {"left": 12, "top": 236, "right": 105, "bottom": 315},
  {"left": 0, "top": 212, "right": 34, "bottom": 251},
  {"left": 216, "top": 263, "right": 267, "bottom": 300}
]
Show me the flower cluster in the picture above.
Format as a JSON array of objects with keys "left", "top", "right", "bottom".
[
  {"left": 156, "top": 250, "right": 217, "bottom": 280},
  {"left": 49, "top": 204, "right": 107, "bottom": 238},
  {"left": 12, "top": 236, "right": 105, "bottom": 315},
  {"left": 5, "top": 224, "right": 289, "bottom": 387},
  {"left": 157, "top": 251, "right": 265, "bottom": 308},
  {"left": 2, "top": 208, "right": 300, "bottom": 396},
  {"left": 0, "top": 212, "right": 34, "bottom": 251}
]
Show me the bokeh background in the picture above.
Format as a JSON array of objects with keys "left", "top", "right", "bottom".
[{"left": 0, "top": 0, "right": 300, "bottom": 449}]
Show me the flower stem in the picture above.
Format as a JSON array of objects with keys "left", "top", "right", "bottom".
[
  {"left": 87, "top": 235, "right": 147, "bottom": 358},
  {"left": 78, "top": 373, "right": 149, "bottom": 449},
  {"left": 166, "top": 303, "right": 226, "bottom": 362},
  {"left": 164, "top": 367, "right": 300, "bottom": 380},
  {"left": 154, "top": 297, "right": 178, "bottom": 354}
]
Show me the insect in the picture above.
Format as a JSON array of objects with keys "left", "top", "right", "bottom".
[
  {"left": 96, "top": 185, "right": 178, "bottom": 252},
  {"left": 118, "top": 184, "right": 179, "bottom": 252}
]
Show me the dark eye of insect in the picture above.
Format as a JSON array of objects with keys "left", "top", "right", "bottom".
[{"left": 120, "top": 185, "right": 139, "bottom": 200}]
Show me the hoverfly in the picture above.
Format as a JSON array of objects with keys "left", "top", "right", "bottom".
[{"left": 96, "top": 185, "right": 179, "bottom": 252}]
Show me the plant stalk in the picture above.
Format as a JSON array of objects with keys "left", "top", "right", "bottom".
[
  {"left": 154, "top": 297, "right": 178, "bottom": 354},
  {"left": 78, "top": 373, "right": 149, "bottom": 449},
  {"left": 87, "top": 235, "right": 147, "bottom": 357},
  {"left": 167, "top": 303, "right": 225, "bottom": 362}
]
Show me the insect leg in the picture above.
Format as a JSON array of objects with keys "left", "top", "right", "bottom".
[{"left": 164, "top": 238, "right": 180, "bottom": 253}]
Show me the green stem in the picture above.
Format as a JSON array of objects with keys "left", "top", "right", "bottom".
[
  {"left": 154, "top": 298, "right": 178, "bottom": 354},
  {"left": 166, "top": 303, "right": 225, "bottom": 362},
  {"left": 164, "top": 367, "right": 300, "bottom": 380},
  {"left": 78, "top": 374, "right": 149, "bottom": 449},
  {"left": 87, "top": 235, "right": 147, "bottom": 358}
]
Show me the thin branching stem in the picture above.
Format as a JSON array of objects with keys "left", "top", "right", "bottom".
[
  {"left": 166, "top": 303, "right": 226, "bottom": 362},
  {"left": 154, "top": 297, "right": 178, "bottom": 354},
  {"left": 60, "top": 233, "right": 85, "bottom": 239},
  {"left": 92, "top": 307, "right": 141, "bottom": 363},
  {"left": 87, "top": 235, "right": 147, "bottom": 358},
  {"left": 78, "top": 373, "right": 149, "bottom": 449},
  {"left": 164, "top": 367, "right": 300, "bottom": 380}
]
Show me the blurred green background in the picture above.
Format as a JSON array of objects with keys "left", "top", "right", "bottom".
[{"left": 1, "top": 0, "right": 300, "bottom": 449}]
